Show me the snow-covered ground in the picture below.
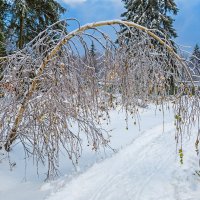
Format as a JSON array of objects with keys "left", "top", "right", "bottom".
[{"left": 0, "top": 105, "right": 200, "bottom": 200}]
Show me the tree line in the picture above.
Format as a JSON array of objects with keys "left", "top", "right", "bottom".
[
  {"left": 1, "top": 0, "right": 199, "bottom": 97},
  {"left": 0, "top": 0, "right": 199, "bottom": 58}
]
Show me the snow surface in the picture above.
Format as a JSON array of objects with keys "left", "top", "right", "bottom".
[{"left": 0, "top": 105, "right": 200, "bottom": 200}]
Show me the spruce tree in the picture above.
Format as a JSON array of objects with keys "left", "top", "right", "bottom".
[
  {"left": 0, "top": 0, "right": 9, "bottom": 82},
  {"left": 0, "top": 0, "right": 9, "bottom": 56},
  {"left": 89, "top": 41, "right": 99, "bottom": 74},
  {"left": 121, "top": 0, "right": 178, "bottom": 39},
  {"left": 8, "top": 0, "right": 66, "bottom": 49},
  {"left": 90, "top": 41, "right": 96, "bottom": 58},
  {"left": 120, "top": 0, "right": 179, "bottom": 94},
  {"left": 190, "top": 44, "right": 200, "bottom": 75}
]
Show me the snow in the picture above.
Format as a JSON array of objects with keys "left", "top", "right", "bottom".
[{"left": 0, "top": 105, "right": 200, "bottom": 200}]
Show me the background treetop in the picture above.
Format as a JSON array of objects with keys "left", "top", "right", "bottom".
[
  {"left": 121, "top": 0, "right": 178, "bottom": 39},
  {"left": 1, "top": 0, "right": 66, "bottom": 51}
]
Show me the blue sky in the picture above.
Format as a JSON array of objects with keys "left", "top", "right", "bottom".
[{"left": 58, "top": 0, "right": 200, "bottom": 50}]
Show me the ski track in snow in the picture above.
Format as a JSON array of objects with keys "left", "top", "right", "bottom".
[
  {"left": 1, "top": 107, "right": 200, "bottom": 200},
  {"left": 46, "top": 123, "right": 183, "bottom": 200}
]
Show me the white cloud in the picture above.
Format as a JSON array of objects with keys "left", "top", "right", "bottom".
[
  {"left": 61, "top": 0, "right": 87, "bottom": 6},
  {"left": 61, "top": 0, "right": 122, "bottom": 7}
]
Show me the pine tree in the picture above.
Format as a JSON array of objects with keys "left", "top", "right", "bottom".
[
  {"left": 8, "top": 0, "right": 66, "bottom": 49},
  {"left": 121, "top": 0, "right": 178, "bottom": 39}
]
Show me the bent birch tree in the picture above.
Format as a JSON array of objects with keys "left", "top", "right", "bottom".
[{"left": 0, "top": 19, "right": 199, "bottom": 178}]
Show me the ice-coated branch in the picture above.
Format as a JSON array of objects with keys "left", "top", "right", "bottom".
[{"left": 0, "top": 19, "right": 199, "bottom": 179}]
